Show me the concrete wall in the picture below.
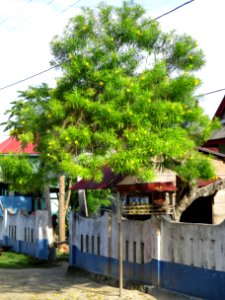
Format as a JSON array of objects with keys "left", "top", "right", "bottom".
[
  {"left": 0, "top": 209, "right": 51, "bottom": 259},
  {"left": 69, "top": 212, "right": 225, "bottom": 299},
  {"left": 159, "top": 216, "right": 225, "bottom": 299}
]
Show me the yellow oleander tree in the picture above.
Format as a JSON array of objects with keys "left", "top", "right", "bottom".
[{"left": 2, "top": 1, "right": 221, "bottom": 239}]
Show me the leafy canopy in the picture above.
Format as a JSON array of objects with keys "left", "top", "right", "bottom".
[
  {"left": 2, "top": 1, "right": 220, "bottom": 185},
  {"left": 0, "top": 154, "right": 42, "bottom": 194}
]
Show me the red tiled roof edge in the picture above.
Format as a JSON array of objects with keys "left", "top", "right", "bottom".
[{"left": 0, "top": 137, "right": 39, "bottom": 155}]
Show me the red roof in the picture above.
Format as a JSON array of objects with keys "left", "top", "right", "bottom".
[
  {"left": 71, "top": 167, "right": 123, "bottom": 190},
  {"left": 71, "top": 167, "right": 176, "bottom": 192},
  {"left": 0, "top": 137, "right": 39, "bottom": 155},
  {"left": 213, "top": 95, "right": 225, "bottom": 119},
  {"left": 197, "top": 178, "right": 220, "bottom": 188},
  {"left": 117, "top": 182, "right": 176, "bottom": 193}
]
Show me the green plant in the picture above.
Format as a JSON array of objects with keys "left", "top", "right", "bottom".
[{"left": 0, "top": 251, "right": 57, "bottom": 268}]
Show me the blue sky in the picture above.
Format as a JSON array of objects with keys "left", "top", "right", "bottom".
[{"left": 0, "top": 0, "right": 224, "bottom": 141}]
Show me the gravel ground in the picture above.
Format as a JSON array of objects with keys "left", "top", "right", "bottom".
[{"left": 0, "top": 262, "right": 156, "bottom": 300}]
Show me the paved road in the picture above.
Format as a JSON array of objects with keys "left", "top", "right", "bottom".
[
  {"left": 0, "top": 262, "right": 156, "bottom": 300},
  {"left": 0, "top": 262, "right": 203, "bottom": 300}
]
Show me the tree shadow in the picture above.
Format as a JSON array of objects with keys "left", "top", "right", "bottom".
[{"left": 0, "top": 262, "right": 120, "bottom": 297}]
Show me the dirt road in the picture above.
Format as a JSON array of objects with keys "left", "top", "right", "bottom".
[{"left": 0, "top": 263, "right": 156, "bottom": 300}]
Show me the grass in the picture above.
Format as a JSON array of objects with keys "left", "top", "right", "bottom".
[{"left": 0, "top": 250, "right": 67, "bottom": 269}]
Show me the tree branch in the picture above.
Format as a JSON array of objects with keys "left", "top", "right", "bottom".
[{"left": 175, "top": 178, "right": 225, "bottom": 221}]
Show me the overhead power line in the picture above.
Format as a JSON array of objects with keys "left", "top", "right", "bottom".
[
  {"left": 0, "top": 0, "right": 78, "bottom": 31},
  {"left": 0, "top": 0, "right": 34, "bottom": 27},
  {"left": 0, "top": 0, "right": 197, "bottom": 92},
  {"left": 0, "top": 65, "right": 60, "bottom": 91},
  {"left": 196, "top": 88, "right": 225, "bottom": 98},
  {"left": 61, "top": 0, "right": 83, "bottom": 13},
  {"left": 155, "top": 0, "right": 195, "bottom": 20},
  {"left": 47, "top": 0, "right": 56, "bottom": 5}
]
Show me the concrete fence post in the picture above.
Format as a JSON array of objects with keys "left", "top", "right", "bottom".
[
  {"left": 69, "top": 211, "right": 74, "bottom": 266},
  {"left": 35, "top": 210, "right": 49, "bottom": 259},
  {"left": 150, "top": 215, "right": 161, "bottom": 287}
]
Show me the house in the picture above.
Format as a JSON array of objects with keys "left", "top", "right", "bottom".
[
  {"left": 0, "top": 137, "right": 52, "bottom": 259},
  {"left": 202, "top": 95, "right": 225, "bottom": 224},
  {"left": 0, "top": 136, "right": 39, "bottom": 155},
  {"left": 0, "top": 137, "right": 38, "bottom": 216},
  {"left": 204, "top": 94, "right": 225, "bottom": 153},
  {"left": 72, "top": 166, "right": 177, "bottom": 220},
  {"left": 72, "top": 147, "right": 225, "bottom": 225},
  {"left": 181, "top": 146, "right": 225, "bottom": 224},
  {"left": 0, "top": 136, "right": 58, "bottom": 215}
]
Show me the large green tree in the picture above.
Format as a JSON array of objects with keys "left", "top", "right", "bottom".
[{"left": 3, "top": 1, "right": 220, "bottom": 226}]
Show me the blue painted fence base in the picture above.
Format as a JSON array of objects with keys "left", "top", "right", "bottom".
[
  {"left": 160, "top": 260, "right": 225, "bottom": 300},
  {"left": 71, "top": 246, "right": 225, "bottom": 300},
  {"left": 72, "top": 246, "right": 153, "bottom": 285},
  {"left": 2, "top": 235, "right": 49, "bottom": 259}
]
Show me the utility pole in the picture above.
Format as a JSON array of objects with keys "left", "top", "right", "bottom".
[{"left": 117, "top": 191, "right": 123, "bottom": 297}]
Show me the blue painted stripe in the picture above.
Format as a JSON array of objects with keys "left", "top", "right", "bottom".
[
  {"left": 38, "top": 239, "right": 49, "bottom": 259},
  {"left": 71, "top": 246, "right": 225, "bottom": 299},
  {"left": 3, "top": 235, "right": 9, "bottom": 245},
  {"left": 72, "top": 246, "right": 152, "bottom": 285},
  {"left": 2, "top": 236, "right": 49, "bottom": 260},
  {"left": 160, "top": 260, "right": 225, "bottom": 300}
]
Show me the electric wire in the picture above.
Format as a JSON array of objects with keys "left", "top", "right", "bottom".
[
  {"left": 0, "top": 65, "right": 60, "bottom": 91},
  {"left": 60, "top": 0, "right": 83, "bottom": 13},
  {"left": 46, "top": 0, "right": 56, "bottom": 5},
  {"left": 155, "top": 0, "right": 195, "bottom": 20},
  {"left": 0, "top": 0, "right": 34, "bottom": 27},
  {"left": 28, "top": 0, "right": 84, "bottom": 34},
  {"left": 0, "top": 0, "right": 73, "bottom": 31},
  {"left": 196, "top": 88, "right": 225, "bottom": 97},
  {"left": 0, "top": 0, "right": 198, "bottom": 92}
]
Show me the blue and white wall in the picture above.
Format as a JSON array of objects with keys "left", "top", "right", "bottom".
[
  {"left": 0, "top": 209, "right": 52, "bottom": 259},
  {"left": 160, "top": 216, "right": 225, "bottom": 299},
  {"left": 69, "top": 212, "right": 158, "bottom": 285},
  {"left": 69, "top": 212, "right": 225, "bottom": 299}
]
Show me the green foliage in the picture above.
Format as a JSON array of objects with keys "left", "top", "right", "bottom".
[
  {"left": 0, "top": 251, "right": 55, "bottom": 269},
  {"left": 0, "top": 155, "right": 42, "bottom": 194},
  {"left": 2, "top": 0, "right": 219, "bottom": 189},
  {"left": 86, "top": 189, "right": 113, "bottom": 216},
  {"left": 175, "top": 153, "right": 216, "bottom": 183},
  {"left": 0, "top": 251, "right": 38, "bottom": 269}
]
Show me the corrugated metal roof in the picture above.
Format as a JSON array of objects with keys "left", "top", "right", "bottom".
[
  {"left": 196, "top": 146, "right": 225, "bottom": 158},
  {"left": 71, "top": 166, "right": 123, "bottom": 190},
  {"left": 197, "top": 178, "right": 220, "bottom": 187},
  {"left": 209, "top": 127, "right": 225, "bottom": 141},
  {"left": 117, "top": 182, "right": 176, "bottom": 193},
  {"left": 71, "top": 167, "right": 176, "bottom": 192},
  {"left": 0, "top": 137, "right": 39, "bottom": 155}
]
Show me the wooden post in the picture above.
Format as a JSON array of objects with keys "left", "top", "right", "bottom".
[
  {"left": 59, "top": 174, "right": 66, "bottom": 245},
  {"left": 117, "top": 191, "right": 123, "bottom": 297}
]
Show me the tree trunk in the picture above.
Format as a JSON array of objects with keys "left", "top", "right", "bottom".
[
  {"left": 59, "top": 175, "right": 66, "bottom": 245},
  {"left": 175, "top": 178, "right": 225, "bottom": 221}
]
